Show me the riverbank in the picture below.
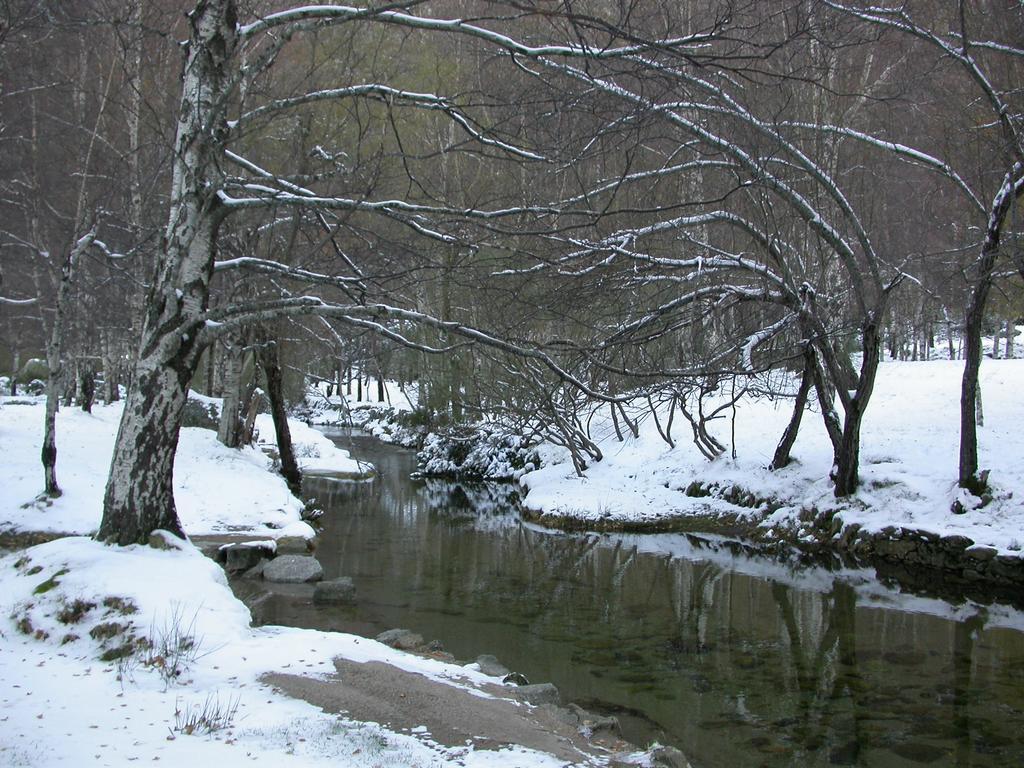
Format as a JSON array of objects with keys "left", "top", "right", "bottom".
[
  {"left": 1, "top": 535, "right": 642, "bottom": 767},
  {"left": 0, "top": 396, "right": 656, "bottom": 767},
  {"left": 519, "top": 360, "right": 1024, "bottom": 592}
]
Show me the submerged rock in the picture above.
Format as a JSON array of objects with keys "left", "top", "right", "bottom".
[
  {"left": 649, "top": 745, "right": 691, "bottom": 768},
  {"left": 375, "top": 628, "right": 424, "bottom": 650},
  {"left": 263, "top": 555, "right": 323, "bottom": 583},
  {"left": 313, "top": 577, "right": 356, "bottom": 604},
  {"left": 241, "top": 560, "right": 266, "bottom": 580}
]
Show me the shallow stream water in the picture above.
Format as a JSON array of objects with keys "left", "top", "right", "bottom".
[{"left": 248, "top": 429, "right": 1024, "bottom": 767}]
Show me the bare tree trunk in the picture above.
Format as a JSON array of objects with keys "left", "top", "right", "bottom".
[
  {"left": 961, "top": 260, "right": 998, "bottom": 486},
  {"left": 77, "top": 360, "right": 95, "bottom": 413},
  {"left": 1005, "top": 318, "right": 1014, "bottom": 359},
  {"left": 258, "top": 339, "right": 301, "bottom": 496},
  {"left": 833, "top": 323, "right": 883, "bottom": 497},
  {"left": 808, "top": 349, "right": 843, "bottom": 469},
  {"left": 102, "top": 330, "right": 120, "bottom": 403},
  {"left": 42, "top": 232, "right": 95, "bottom": 497},
  {"left": 10, "top": 347, "right": 20, "bottom": 396},
  {"left": 609, "top": 401, "right": 623, "bottom": 442},
  {"left": 217, "top": 341, "right": 244, "bottom": 448},
  {"left": 959, "top": 170, "right": 1023, "bottom": 492},
  {"left": 241, "top": 383, "right": 261, "bottom": 446},
  {"left": 205, "top": 342, "right": 216, "bottom": 396},
  {"left": 98, "top": 0, "right": 236, "bottom": 545},
  {"left": 770, "top": 356, "right": 813, "bottom": 471}
]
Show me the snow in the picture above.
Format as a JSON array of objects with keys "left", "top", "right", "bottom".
[
  {"left": 0, "top": 397, "right": 590, "bottom": 767},
  {"left": 520, "top": 359, "right": 1024, "bottom": 556},
  {"left": 0, "top": 537, "right": 576, "bottom": 767},
  {"left": 254, "top": 413, "right": 370, "bottom": 476},
  {"left": 0, "top": 395, "right": 360, "bottom": 539}
]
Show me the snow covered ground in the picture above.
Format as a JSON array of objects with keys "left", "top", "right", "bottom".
[
  {"left": 0, "top": 395, "right": 364, "bottom": 539},
  {"left": 0, "top": 537, "right": 578, "bottom": 767},
  {"left": 0, "top": 396, "right": 607, "bottom": 767},
  {"left": 521, "top": 359, "right": 1024, "bottom": 556}
]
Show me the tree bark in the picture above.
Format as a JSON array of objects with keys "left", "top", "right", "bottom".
[
  {"left": 258, "top": 338, "right": 302, "bottom": 496},
  {"left": 217, "top": 340, "right": 244, "bottom": 448},
  {"left": 959, "top": 170, "right": 1022, "bottom": 492},
  {"left": 102, "top": 330, "right": 120, "bottom": 403},
  {"left": 97, "top": 0, "right": 237, "bottom": 544},
  {"left": 833, "top": 322, "right": 883, "bottom": 497},
  {"left": 42, "top": 232, "right": 95, "bottom": 497},
  {"left": 770, "top": 355, "right": 813, "bottom": 471},
  {"left": 77, "top": 361, "right": 96, "bottom": 413},
  {"left": 10, "top": 347, "right": 20, "bottom": 396}
]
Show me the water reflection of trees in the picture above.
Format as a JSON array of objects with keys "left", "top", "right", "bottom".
[{"left": 306, "top": 451, "right": 1022, "bottom": 767}]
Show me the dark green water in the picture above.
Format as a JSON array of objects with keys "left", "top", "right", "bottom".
[{"left": 250, "top": 430, "right": 1024, "bottom": 767}]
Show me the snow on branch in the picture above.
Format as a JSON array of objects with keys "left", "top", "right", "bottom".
[
  {"left": 213, "top": 257, "right": 363, "bottom": 286},
  {"left": 825, "top": 1, "right": 1023, "bottom": 166},
  {"left": 199, "top": 297, "right": 628, "bottom": 403},
  {"left": 601, "top": 285, "right": 786, "bottom": 349},
  {"left": 780, "top": 122, "right": 984, "bottom": 213},
  {"left": 539, "top": 57, "right": 873, "bottom": 311},
  {"left": 552, "top": 159, "right": 734, "bottom": 208},
  {"left": 217, "top": 186, "right": 566, "bottom": 221},
  {"left": 238, "top": 5, "right": 717, "bottom": 62},
  {"left": 232, "top": 85, "right": 545, "bottom": 161},
  {"left": 740, "top": 315, "right": 796, "bottom": 372}
]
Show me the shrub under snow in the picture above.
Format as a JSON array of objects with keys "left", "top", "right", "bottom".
[{"left": 416, "top": 424, "right": 540, "bottom": 481}]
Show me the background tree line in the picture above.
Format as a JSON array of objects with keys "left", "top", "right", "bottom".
[{"left": 0, "top": 0, "right": 1021, "bottom": 542}]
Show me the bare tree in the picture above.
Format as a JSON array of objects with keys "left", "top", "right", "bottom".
[{"left": 825, "top": 0, "right": 1024, "bottom": 497}]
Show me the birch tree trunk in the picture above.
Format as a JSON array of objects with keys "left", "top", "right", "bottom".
[
  {"left": 42, "top": 232, "right": 96, "bottom": 497},
  {"left": 217, "top": 340, "right": 244, "bottom": 448},
  {"left": 102, "top": 329, "right": 120, "bottom": 403},
  {"left": 97, "top": 0, "right": 236, "bottom": 544}
]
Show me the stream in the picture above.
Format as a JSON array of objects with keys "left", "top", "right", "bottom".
[{"left": 245, "top": 429, "right": 1024, "bottom": 767}]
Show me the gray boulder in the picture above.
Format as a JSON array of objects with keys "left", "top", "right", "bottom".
[
  {"left": 241, "top": 560, "right": 267, "bottom": 580},
  {"left": 474, "top": 654, "right": 510, "bottom": 677},
  {"left": 514, "top": 682, "right": 560, "bottom": 706},
  {"left": 568, "top": 703, "right": 620, "bottom": 736},
  {"left": 148, "top": 530, "right": 187, "bottom": 551},
  {"left": 375, "top": 628, "right": 423, "bottom": 650},
  {"left": 313, "top": 577, "right": 356, "bottom": 604},
  {"left": 275, "top": 535, "right": 314, "bottom": 555},
  {"left": 221, "top": 543, "right": 272, "bottom": 573},
  {"left": 650, "top": 745, "right": 691, "bottom": 768},
  {"left": 263, "top": 555, "right": 323, "bottom": 583}
]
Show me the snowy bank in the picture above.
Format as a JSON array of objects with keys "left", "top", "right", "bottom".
[
  {"left": 0, "top": 396, "right": 363, "bottom": 540},
  {"left": 0, "top": 536, "right": 595, "bottom": 767},
  {"left": 520, "top": 360, "right": 1024, "bottom": 569},
  {"left": 0, "top": 398, "right": 643, "bottom": 767}
]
